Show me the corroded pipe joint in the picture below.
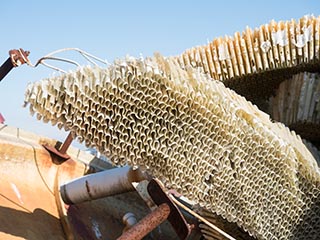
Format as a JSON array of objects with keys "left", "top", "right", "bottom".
[{"left": 60, "top": 166, "right": 146, "bottom": 204}]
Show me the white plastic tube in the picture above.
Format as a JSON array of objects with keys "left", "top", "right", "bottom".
[{"left": 60, "top": 166, "right": 146, "bottom": 204}]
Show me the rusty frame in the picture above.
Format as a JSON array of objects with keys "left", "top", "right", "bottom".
[{"left": 117, "top": 178, "right": 191, "bottom": 240}]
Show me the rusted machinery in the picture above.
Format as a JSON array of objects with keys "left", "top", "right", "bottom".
[{"left": 1, "top": 14, "right": 320, "bottom": 240}]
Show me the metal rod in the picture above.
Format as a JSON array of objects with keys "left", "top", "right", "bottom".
[
  {"left": 122, "top": 212, "right": 137, "bottom": 232},
  {"left": 59, "top": 132, "right": 73, "bottom": 154},
  {"left": 43, "top": 132, "right": 74, "bottom": 164},
  {"left": 169, "top": 194, "right": 236, "bottom": 240},
  {"left": 117, "top": 203, "right": 171, "bottom": 240},
  {"left": 0, "top": 58, "right": 14, "bottom": 82},
  {"left": 0, "top": 49, "right": 30, "bottom": 82}
]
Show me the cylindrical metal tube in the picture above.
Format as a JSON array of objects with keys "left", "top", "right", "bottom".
[
  {"left": 60, "top": 166, "right": 146, "bottom": 204},
  {"left": 122, "top": 212, "right": 137, "bottom": 232},
  {"left": 59, "top": 132, "right": 73, "bottom": 154},
  {"left": 117, "top": 203, "right": 170, "bottom": 240},
  {"left": 0, "top": 58, "right": 14, "bottom": 82}
]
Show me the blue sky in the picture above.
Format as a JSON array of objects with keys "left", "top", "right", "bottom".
[{"left": 1, "top": 0, "right": 319, "bottom": 149}]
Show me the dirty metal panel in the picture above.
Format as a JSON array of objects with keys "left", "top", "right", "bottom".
[
  {"left": 0, "top": 125, "right": 182, "bottom": 240},
  {"left": 0, "top": 138, "right": 66, "bottom": 239}
]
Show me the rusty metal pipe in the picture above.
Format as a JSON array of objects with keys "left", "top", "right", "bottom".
[
  {"left": 60, "top": 166, "right": 146, "bottom": 204},
  {"left": 59, "top": 133, "right": 73, "bottom": 154},
  {"left": 117, "top": 203, "right": 170, "bottom": 240}
]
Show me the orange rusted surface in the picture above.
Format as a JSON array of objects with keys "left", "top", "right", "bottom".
[
  {"left": 0, "top": 125, "right": 181, "bottom": 240},
  {"left": 0, "top": 137, "right": 68, "bottom": 239},
  {"left": 0, "top": 124, "right": 94, "bottom": 239},
  {"left": 0, "top": 126, "right": 126, "bottom": 239}
]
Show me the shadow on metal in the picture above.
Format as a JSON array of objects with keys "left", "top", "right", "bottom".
[{"left": 0, "top": 206, "right": 64, "bottom": 240}]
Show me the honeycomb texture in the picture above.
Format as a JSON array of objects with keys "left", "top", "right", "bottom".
[
  {"left": 24, "top": 54, "right": 320, "bottom": 239},
  {"left": 196, "top": 207, "right": 256, "bottom": 240},
  {"left": 176, "top": 15, "right": 320, "bottom": 101}
]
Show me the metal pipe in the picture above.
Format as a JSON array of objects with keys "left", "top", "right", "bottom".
[
  {"left": 60, "top": 166, "right": 146, "bottom": 204},
  {"left": 59, "top": 132, "right": 73, "bottom": 154},
  {"left": 0, "top": 49, "right": 30, "bottom": 82},
  {"left": 0, "top": 58, "right": 14, "bottom": 82},
  {"left": 122, "top": 212, "right": 137, "bottom": 232},
  {"left": 117, "top": 203, "right": 170, "bottom": 240}
]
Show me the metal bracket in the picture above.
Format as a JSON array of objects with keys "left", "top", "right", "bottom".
[
  {"left": 43, "top": 132, "right": 73, "bottom": 164},
  {"left": 147, "top": 179, "right": 191, "bottom": 239},
  {"left": 117, "top": 178, "right": 191, "bottom": 240}
]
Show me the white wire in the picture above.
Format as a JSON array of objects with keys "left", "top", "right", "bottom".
[{"left": 27, "top": 47, "right": 110, "bottom": 73}]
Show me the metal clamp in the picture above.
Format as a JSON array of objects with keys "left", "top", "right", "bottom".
[
  {"left": 9, "top": 49, "right": 30, "bottom": 67},
  {"left": 117, "top": 179, "right": 191, "bottom": 240},
  {"left": 0, "top": 48, "right": 30, "bottom": 82}
]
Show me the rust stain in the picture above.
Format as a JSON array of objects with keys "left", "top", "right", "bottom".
[
  {"left": 85, "top": 180, "right": 93, "bottom": 200},
  {"left": 0, "top": 132, "right": 89, "bottom": 239},
  {"left": 0, "top": 141, "right": 66, "bottom": 239},
  {"left": 0, "top": 127, "right": 183, "bottom": 239}
]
